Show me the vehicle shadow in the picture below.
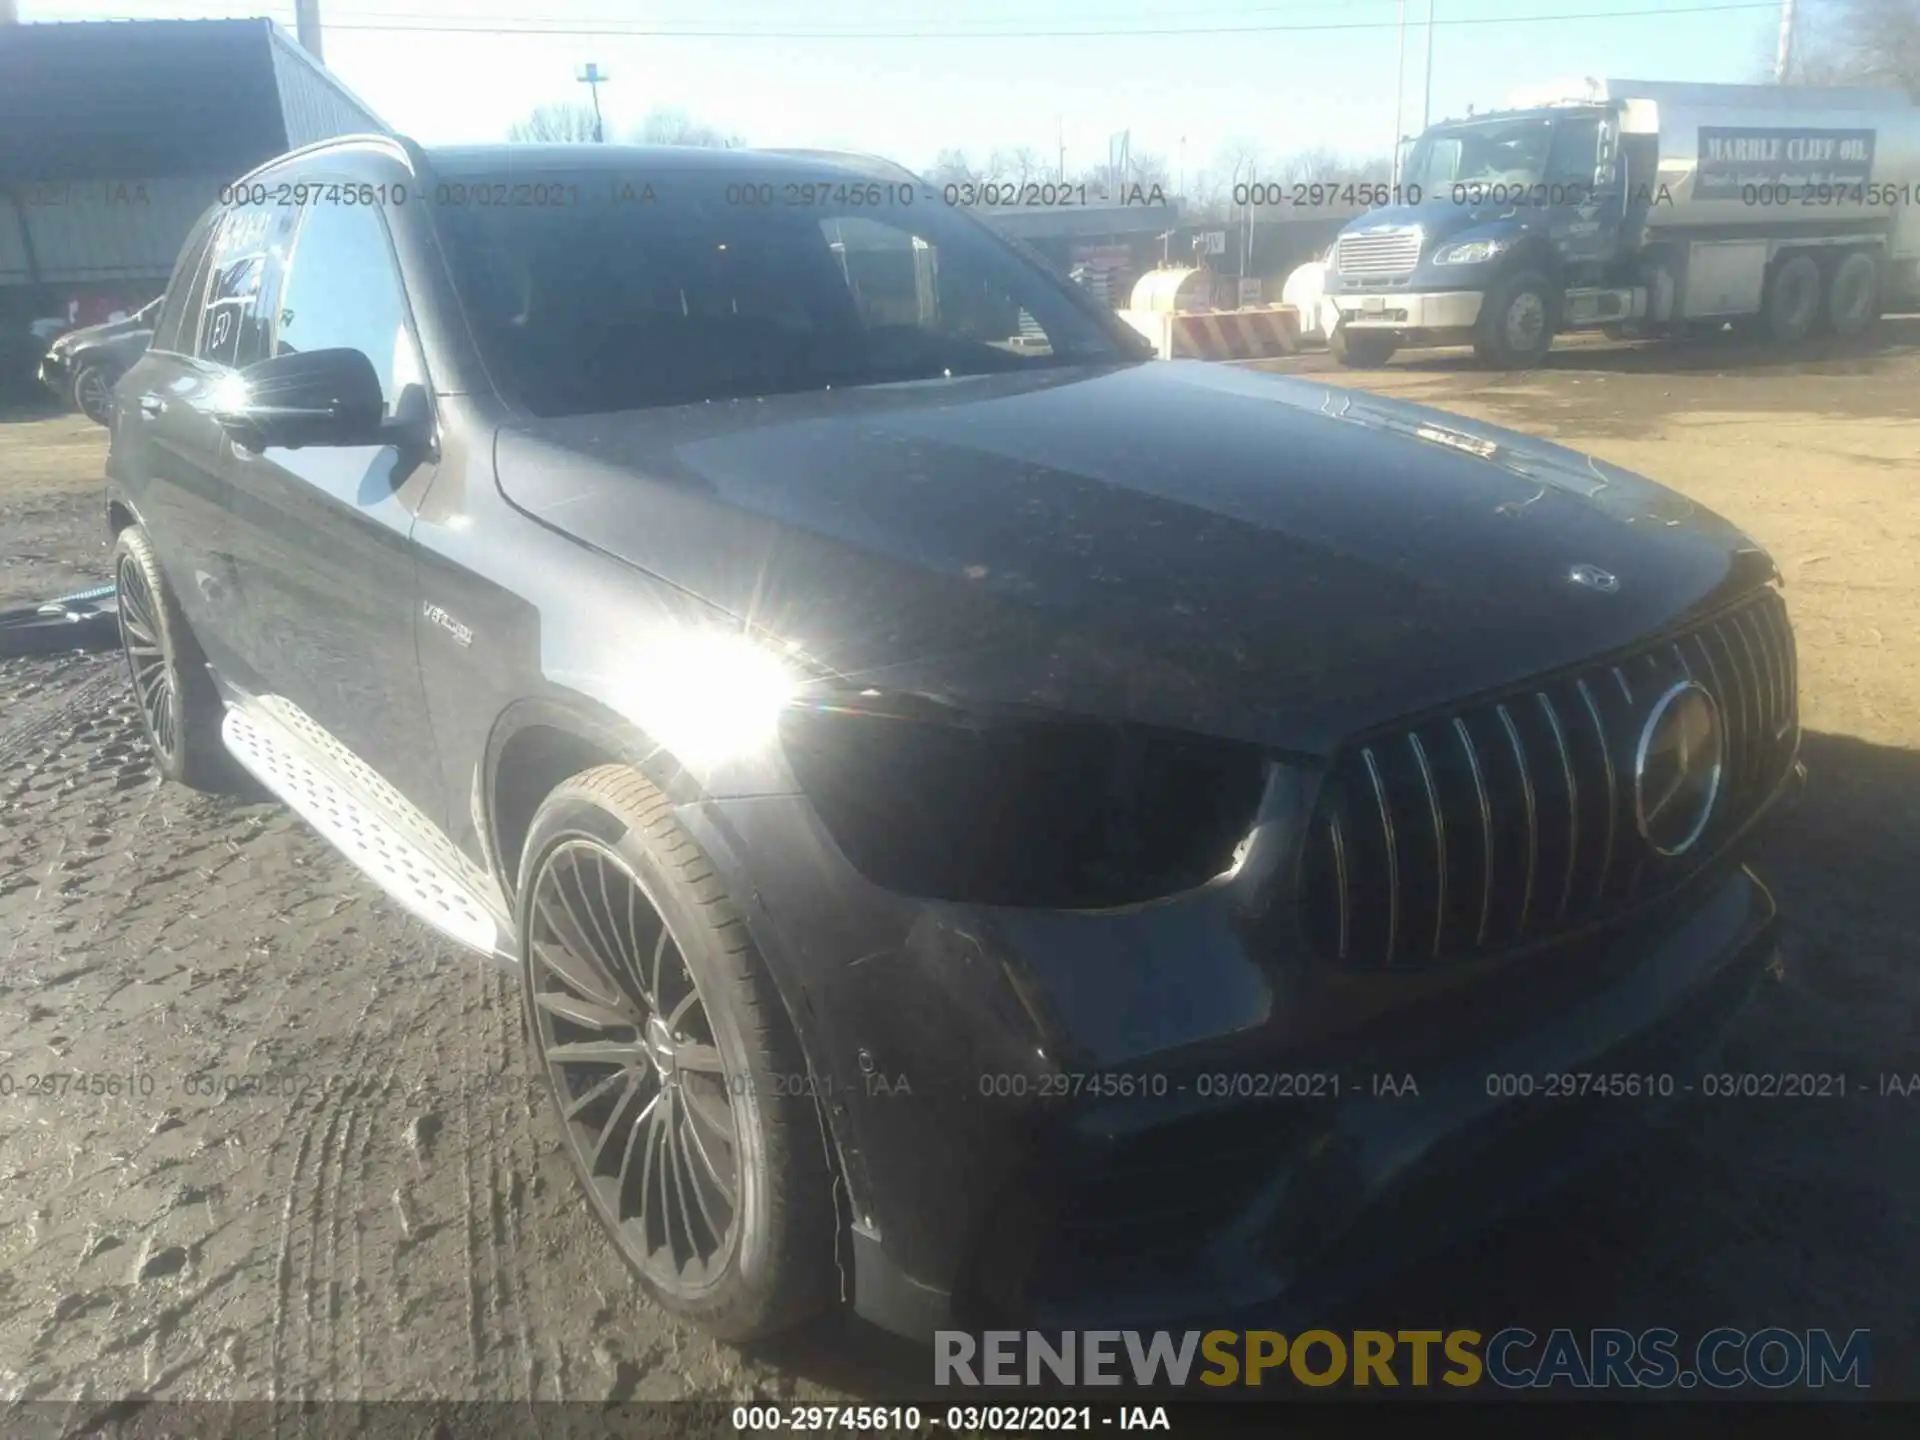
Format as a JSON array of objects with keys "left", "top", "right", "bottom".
[
  {"left": 1392, "top": 314, "right": 1920, "bottom": 377},
  {"left": 0, "top": 392, "right": 70, "bottom": 423},
  {"left": 754, "top": 728, "right": 1920, "bottom": 1403}
]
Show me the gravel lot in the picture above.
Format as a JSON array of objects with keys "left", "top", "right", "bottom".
[{"left": 2, "top": 326, "right": 1916, "bottom": 1406}]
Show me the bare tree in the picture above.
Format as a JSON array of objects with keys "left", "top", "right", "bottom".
[
  {"left": 1069, "top": 149, "right": 1171, "bottom": 199},
  {"left": 633, "top": 107, "right": 742, "bottom": 148},
  {"left": 506, "top": 103, "right": 604, "bottom": 143},
  {"left": 1129, "top": 150, "right": 1172, "bottom": 191},
  {"left": 1782, "top": 0, "right": 1920, "bottom": 96},
  {"left": 985, "top": 145, "right": 1048, "bottom": 186},
  {"left": 1184, "top": 166, "right": 1232, "bottom": 221},
  {"left": 929, "top": 149, "right": 983, "bottom": 186},
  {"left": 1279, "top": 146, "right": 1386, "bottom": 186}
]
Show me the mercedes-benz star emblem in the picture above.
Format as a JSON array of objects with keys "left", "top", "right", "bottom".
[
  {"left": 1634, "top": 680, "right": 1724, "bottom": 857},
  {"left": 1569, "top": 564, "right": 1619, "bottom": 593}
]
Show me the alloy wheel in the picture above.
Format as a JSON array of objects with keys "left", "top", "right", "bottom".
[
  {"left": 117, "top": 553, "right": 178, "bottom": 763},
  {"left": 1505, "top": 291, "right": 1547, "bottom": 353},
  {"left": 77, "top": 369, "right": 112, "bottom": 423},
  {"left": 526, "top": 839, "right": 741, "bottom": 1291}
]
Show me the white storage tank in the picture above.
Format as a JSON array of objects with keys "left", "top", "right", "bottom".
[{"left": 1129, "top": 266, "right": 1217, "bottom": 314}]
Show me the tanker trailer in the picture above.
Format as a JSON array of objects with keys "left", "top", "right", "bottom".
[{"left": 1321, "top": 78, "right": 1920, "bottom": 368}]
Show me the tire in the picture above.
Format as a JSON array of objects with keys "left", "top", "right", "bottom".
[
  {"left": 1473, "top": 269, "right": 1558, "bottom": 368},
  {"left": 1761, "top": 253, "right": 1822, "bottom": 344},
  {"left": 1329, "top": 326, "right": 1397, "bottom": 367},
  {"left": 113, "top": 525, "right": 236, "bottom": 790},
  {"left": 517, "top": 765, "right": 838, "bottom": 1341},
  {"left": 1822, "top": 250, "right": 1881, "bottom": 340},
  {"left": 72, "top": 363, "right": 117, "bottom": 426}
]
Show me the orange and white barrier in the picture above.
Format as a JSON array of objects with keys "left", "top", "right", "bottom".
[{"left": 1117, "top": 304, "right": 1302, "bottom": 361}]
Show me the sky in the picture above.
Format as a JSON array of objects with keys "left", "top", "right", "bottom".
[{"left": 21, "top": 0, "right": 1796, "bottom": 179}]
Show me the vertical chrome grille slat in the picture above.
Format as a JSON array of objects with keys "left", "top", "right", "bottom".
[
  {"left": 1574, "top": 678, "right": 1617, "bottom": 908},
  {"left": 1361, "top": 747, "right": 1400, "bottom": 965},
  {"left": 1453, "top": 717, "right": 1494, "bottom": 947},
  {"left": 1327, "top": 812, "right": 1350, "bottom": 962},
  {"left": 1701, "top": 622, "right": 1747, "bottom": 787},
  {"left": 1774, "top": 595, "right": 1789, "bottom": 733},
  {"left": 1302, "top": 590, "right": 1796, "bottom": 970},
  {"left": 1535, "top": 692, "right": 1579, "bottom": 920},
  {"left": 1762, "top": 599, "right": 1793, "bottom": 747},
  {"left": 1726, "top": 612, "right": 1767, "bottom": 789},
  {"left": 1692, "top": 628, "right": 1730, "bottom": 732},
  {"left": 1496, "top": 704, "right": 1537, "bottom": 937},
  {"left": 1747, "top": 605, "right": 1781, "bottom": 737},
  {"left": 1736, "top": 608, "right": 1778, "bottom": 766},
  {"left": 1407, "top": 732, "right": 1447, "bottom": 959}
]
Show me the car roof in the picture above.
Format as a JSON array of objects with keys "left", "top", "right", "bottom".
[
  {"left": 422, "top": 143, "right": 920, "bottom": 185},
  {"left": 243, "top": 136, "right": 926, "bottom": 193}
]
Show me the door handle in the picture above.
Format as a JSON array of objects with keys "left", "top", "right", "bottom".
[{"left": 137, "top": 394, "right": 166, "bottom": 418}]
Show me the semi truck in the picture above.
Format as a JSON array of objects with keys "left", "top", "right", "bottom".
[{"left": 1322, "top": 78, "right": 1920, "bottom": 368}]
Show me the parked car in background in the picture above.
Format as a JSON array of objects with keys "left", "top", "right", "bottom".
[
  {"left": 40, "top": 298, "right": 161, "bottom": 423},
  {"left": 110, "top": 135, "right": 1803, "bottom": 1346}
]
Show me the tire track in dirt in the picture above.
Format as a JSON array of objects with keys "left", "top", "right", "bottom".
[
  {"left": 483, "top": 965, "right": 542, "bottom": 1399},
  {"left": 496, "top": 968, "right": 570, "bottom": 1400},
  {"left": 456, "top": 958, "right": 538, "bottom": 1397},
  {"left": 457, "top": 954, "right": 488, "bottom": 1390}
]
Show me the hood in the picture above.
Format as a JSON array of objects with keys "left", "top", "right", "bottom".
[
  {"left": 1341, "top": 199, "right": 1541, "bottom": 249},
  {"left": 494, "top": 361, "right": 1769, "bottom": 757},
  {"left": 50, "top": 308, "right": 156, "bottom": 355}
]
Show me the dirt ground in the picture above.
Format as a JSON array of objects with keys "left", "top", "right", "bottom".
[{"left": 1, "top": 324, "right": 1916, "bottom": 1408}]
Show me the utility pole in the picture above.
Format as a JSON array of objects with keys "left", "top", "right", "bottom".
[
  {"left": 576, "top": 62, "right": 609, "bottom": 142},
  {"left": 1775, "top": 0, "right": 1796, "bottom": 82},
  {"left": 1422, "top": 0, "right": 1436, "bottom": 132},
  {"left": 293, "top": 0, "right": 324, "bottom": 61},
  {"left": 1391, "top": 0, "right": 1407, "bottom": 187}
]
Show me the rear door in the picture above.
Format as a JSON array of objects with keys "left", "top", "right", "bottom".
[
  {"left": 217, "top": 186, "right": 448, "bottom": 824},
  {"left": 113, "top": 203, "right": 278, "bottom": 678}
]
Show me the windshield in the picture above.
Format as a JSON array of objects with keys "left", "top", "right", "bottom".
[
  {"left": 1405, "top": 117, "right": 1556, "bottom": 193},
  {"left": 432, "top": 172, "right": 1134, "bottom": 418}
]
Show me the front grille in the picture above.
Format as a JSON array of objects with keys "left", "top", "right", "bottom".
[
  {"left": 1335, "top": 227, "right": 1422, "bottom": 278},
  {"left": 1300, "top": 588, "right": 1798, "bottom": 969}
]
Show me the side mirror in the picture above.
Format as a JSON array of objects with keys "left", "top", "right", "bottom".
[
  {"left": 213, "top": 348, "right": 387, "bottom": 451},
  {"left": 1594, "top": 121, "right": 1619, "bottom": 191}
]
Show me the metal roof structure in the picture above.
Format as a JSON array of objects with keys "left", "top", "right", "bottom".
[{"left": 0, "top": 18, "right": 388, "bottom": 186}]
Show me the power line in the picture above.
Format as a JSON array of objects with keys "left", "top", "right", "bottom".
[{"left": 309, "top": 1, "right": 1778, "bottom": 38}]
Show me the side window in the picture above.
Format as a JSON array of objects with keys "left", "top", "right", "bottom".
[
  {"left": 275, "top": 200, "right": 421, "bottom": 415},
  {"left": 151, "top": 212, "right": 219, "bottom": 355},
  {"left": 1545, "top": 120, "right": 1602, "bottom": 189},
  {"left": 197, "top": 204, "right": 292, "bottom": 369}
]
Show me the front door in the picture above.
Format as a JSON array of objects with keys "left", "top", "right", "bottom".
[
  {"left": 1542, "top": 116, "right": 1622, "bottom": 270},
  {"left": 217, "top": 188, "right": 448, "bottom": 825}
]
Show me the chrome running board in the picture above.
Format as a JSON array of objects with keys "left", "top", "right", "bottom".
[{"left": 220, "top": 693, "right": 513, "bottom": 963}]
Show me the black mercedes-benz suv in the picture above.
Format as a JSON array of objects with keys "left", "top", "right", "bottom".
[{"left": 107, "top": 136, "right": 1804, "bottom": 1344}]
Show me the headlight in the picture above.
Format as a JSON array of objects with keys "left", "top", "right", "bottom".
[
  {"left": 1432, "top": 237, "right": 1510, "bottom": 265},
  {"left": 613, "top": 626, "right": 801, "bottom": 770},
  {"left": 779, "top": 696, "right": 1268, "bottom": 909}
]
